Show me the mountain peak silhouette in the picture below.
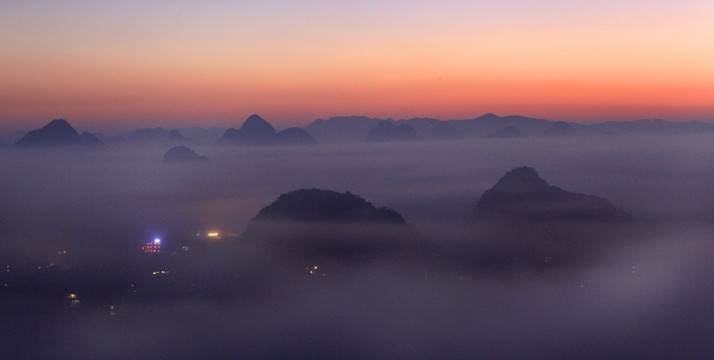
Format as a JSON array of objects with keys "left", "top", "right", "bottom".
[
  {"left": 242, "top": 189, "right": 411, "bottom": 263},
  {"left": 31, "top": 119, "right": 77, "bottom": 139},
  {"left": 240, "top": 114, "right": 276, "bottom": 137},
  {"left": 491, "top": 166, "right": 554, "bottom": 194},
  {"left": 216, "top": 114, "right": 280, "bottom": 145},
  {"left": 44, "top": 118, "right": 74, "bottom": 131},
  {"left": 252, "top": 188, "right": 405, "bottom": 224},
  {"left": 13, "top": 119, "right": 103, "bottom": 148},
  {"left": 163, "top": 145, "right": 208, "bottom": 162},
  {"left": 473, "top": 166, "right": 632, "bottom": 223}
]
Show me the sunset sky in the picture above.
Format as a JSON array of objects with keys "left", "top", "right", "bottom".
[{"left": 2, "top": 1, "right": 713, "bottom": 131}]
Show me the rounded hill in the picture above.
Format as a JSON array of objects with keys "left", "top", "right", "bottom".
[
  {"left": 252, "top": 189, "right": 404, "bottom": 224},
  {"left": 163, "top": 146, "right": 208, "bottom": 162}
]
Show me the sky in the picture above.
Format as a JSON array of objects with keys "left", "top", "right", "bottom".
[{"left": 2, "top": 1, "right": 713, "bottom": 131}]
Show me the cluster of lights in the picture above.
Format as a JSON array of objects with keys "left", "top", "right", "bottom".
[
  {"left": 67, "top": 293, "right": 80, "bottom": 307},
  {"left": 142, "top": 238, "right": 162, "bottom": 253},
  {"left": 305, "top": 265, "right": 325, "bottom": 276}
]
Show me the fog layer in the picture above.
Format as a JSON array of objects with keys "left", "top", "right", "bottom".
[{"left": 1, "top": 134, "right": 712, "bottom": 359}]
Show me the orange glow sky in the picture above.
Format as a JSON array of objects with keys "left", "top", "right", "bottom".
[{"left": 2, "top": 1, "right": 713, "bottom": 132}]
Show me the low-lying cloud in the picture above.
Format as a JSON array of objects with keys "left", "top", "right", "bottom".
[{"left": 1, "top": 134, "right": 712, "bottom": 358}]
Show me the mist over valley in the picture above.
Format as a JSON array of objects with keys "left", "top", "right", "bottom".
[{"left": 1, "top": 116, "right": 712, "bottom": 358}]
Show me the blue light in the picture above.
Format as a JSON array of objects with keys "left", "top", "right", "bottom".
[{"left": 154, "top": 238, "right": 161, "bottom": 244}]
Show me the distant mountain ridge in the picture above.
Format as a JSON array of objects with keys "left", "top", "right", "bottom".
[
  {"left": 6, "top": 114, "right": 712, "bottom": 147},
  {"left": 448, "top": 113, "right": 554, "bottom": 137},
  {"left": 302, "top": 113, "right": 714, "bottom": 142}
]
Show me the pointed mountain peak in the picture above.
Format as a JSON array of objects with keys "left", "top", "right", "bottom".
[
  {"left": 43, "top": 119, "right": 74, "bottom": 131},
  {"left": 246, "top": 114, "right": 265, "bottom": 121},
  {"left": 473, "top": 166, "right": 633, "bottom": 223},
  {"left": 492, "top": 166, "right": 552, "bottom": 193},
  {"left": 13, "top": 118, "right": 83, "bottom": 147},
  {"left": 240, "top": 114, "right": 276, "bottom": 136},
  {"left": 39, "top": 119, "right": 79, "bottom": 138}
]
